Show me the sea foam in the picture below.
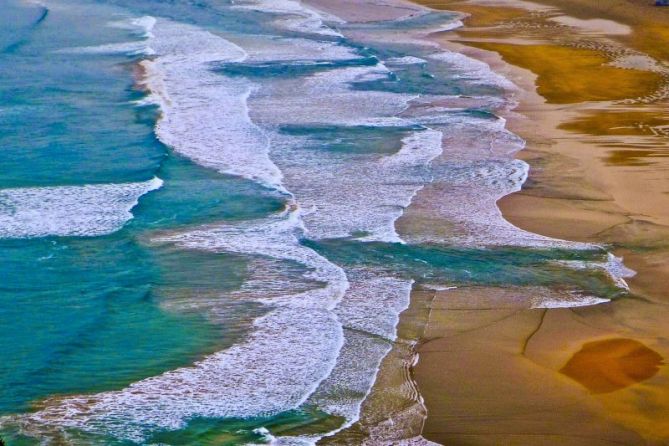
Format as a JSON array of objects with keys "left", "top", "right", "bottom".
[
  {"left": 245, "top": 56, "right": 444, "bottom": 242},
  {"left": 138, "top": 19, "right": 285, "bottom": 190},
  {"left": 231, "top": 0, "right": 345, "bottom": 37},
  {"left": 12, "top": 210, "right": 348, "bottom": 442},
  {"left": 0, "top": 178, "right": 162, "bottom": 238}
]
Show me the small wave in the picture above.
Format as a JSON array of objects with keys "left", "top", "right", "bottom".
[
  {"left": 32, "top": 5, "right": 49, "bottom": 27},
  {"left": 235, "top": 35, "right": 361, "bottom": 63},
  {"left": 268, "top": 126, "right": 442, "bottom": 243},
  {"left": 249, "top": 63, "right": 416, "bottom": 127},
  {"left": 532, "top": 295, "right": 610, "bottom": 309},
  {"left": 386, "top": 56, "right": 428, "bottom": 66},
  {"left": 231, "top": 0, "right": 345, "bottom": 37},
  {"left": 235, "top": 51, "right": 444, "bottom": 242},
  {"left": 138, "top": 19, "right": 285, "bottom": 190},
  {"left": 11, "top": 307, "right": 343, "bottom": 442},
  {"left": 395, "top": 110, "right": 588, "bottom": 249},
  {"left": 305, "top": 276, "right": 413, "bottom": 423},
  {"left": 58, "top": 41, "right": 155, "bottom": 56},
  {"left": 429, "top": 51, "right": 517, "bottom": 91},
  {"left": 61, "top": 16, "right": 158, "bottom": 55},
  {"left": 555, "top": 252, "right": 636, "bottom": 291},
  {"left": 0, "top": 178, "right": 162, "bottom": 239}
]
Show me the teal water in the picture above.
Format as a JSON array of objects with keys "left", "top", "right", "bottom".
[
  {"left": 0, "top": 0, "right": 628, "bottom": 444},
  {"left": 0, "top": 0, "right": 281, "bottom": 420}
]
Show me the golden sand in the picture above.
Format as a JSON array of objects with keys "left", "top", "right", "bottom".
[
  {"left": 465, "top": 42, "right": 664, "bottom": 103},
  {"left": 632, "top": 24, "right": 669, "bottom": 62},
  {"left": 527, "top": 0, "right": 669, "bottom": 62}
]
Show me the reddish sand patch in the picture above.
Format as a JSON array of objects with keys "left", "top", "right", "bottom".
[{"left": 561, "top": 338, "right": 663, "bottom": 394}]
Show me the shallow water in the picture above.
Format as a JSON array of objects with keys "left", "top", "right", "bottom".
[{"left": 0, "top": 0, "right": 631, "bottom": 444}]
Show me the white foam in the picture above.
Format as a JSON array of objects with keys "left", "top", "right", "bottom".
[
  {"left": 386, "top": 56, "right": 427, "bottom": 65},
  {"left": 439, "top": 19, "right": 464, "bottom": 32},
  {"left": 382, "top": 128, "right": 444, "bottom": 170},
  {"left": 252, "top": 427, "right": 277, "bottom": 445},
  {"left": 16, "top": 306, "right": 343, "bottom": 442},
  {"left": 13, "top": 211, "right": 349, "bottom": 441},
  {"left": 276, "top": 274, "right": 414, "bottom": 444},
  {"left": 556, "top": 253, "right": 636, "bottom": 291},
  {"left": 232, "top": 35, "right": 360, "bottom": 62},
  {"left": 232, "top": 55, "right": 443, "bottom": 243},
  {"left": 340, "top": 11, "right": 462, "bottom": 48},
  {"left": 110, "top": 15, "right": 156, "bottom": 38},
  {"left": 408, "top": 158, "right": 585, "bottom": 248},
  {"left": 430, "top": 51, "right": 517, "bottom": 91},
  {"left": 140, "top": 19, "right": 284, "bottom": 190},
  {"left": 531, "top": 294, "right": 610, "bottom": 309},
  {"left": 0, "top": 178, "right": 162, "bottom": 238},
  {"left": 232, "top": 0, "right": 344, "bottom": 37},
  {"left": 549, "top": 15, "right": 631, "bottom": 36},
  {"left": 67, "top": 16, "right": 284, "bottom": 189},
  {"left": 250, "top": 63, "right": 416, "bottom": 127},
  {"left": 396, "top": 112, "right": 591, "bottom": 249},
  {"left": 423, "top": 284, "right": 458, "bottom": 291},
  {"left": 610, "top": 54, "right": 665, "bottom": 72},
  {"left": 267, "top": 127, "right": 442, "bottom": 243},
  {"left": 58, "top": 41, "right": 155, "bottom": 56},
  {"left": 305, "top": 330, "right": 392, "bottom": 429},
  {"left": 157, "top": 211, "right": 348, "bottom": 308}
]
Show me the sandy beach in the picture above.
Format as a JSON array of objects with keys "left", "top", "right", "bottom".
[{"left": 404, "top": 0, "right": 669, "bottom": 444}]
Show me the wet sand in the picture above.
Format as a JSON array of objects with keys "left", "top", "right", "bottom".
[{"left": 409, "top": 0, "right": 669, "bottom": 444}]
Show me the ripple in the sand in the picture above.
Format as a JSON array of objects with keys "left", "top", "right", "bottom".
[{"left": 560, "top": 338, "right": 663, "bottom": 394}]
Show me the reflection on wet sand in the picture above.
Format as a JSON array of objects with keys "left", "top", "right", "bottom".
[{"left": 558, "top": 109, "right": 669, "bottom": 138}]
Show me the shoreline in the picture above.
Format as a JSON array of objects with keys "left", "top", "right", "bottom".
[
  {"left": 311, "top": 0, "right": 669, "bottom": 443},
  {"left": 407, "top": 0, "right": 669, "bottom": 444}
]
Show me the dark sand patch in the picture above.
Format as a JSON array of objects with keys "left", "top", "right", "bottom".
[{"left": 561, "top": 338, "right": 663, "bottom": 394}]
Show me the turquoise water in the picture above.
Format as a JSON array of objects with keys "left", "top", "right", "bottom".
[
  {"left": 0, "top": 0, "right": 626, "bottom": 444},
  {"left": 0, "top": 0, "right": 281, "bottom": 421}
]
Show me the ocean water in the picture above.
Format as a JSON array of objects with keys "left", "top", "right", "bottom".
[{"left": 0, "top": 0, "right": 631, "bottom": 444}]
